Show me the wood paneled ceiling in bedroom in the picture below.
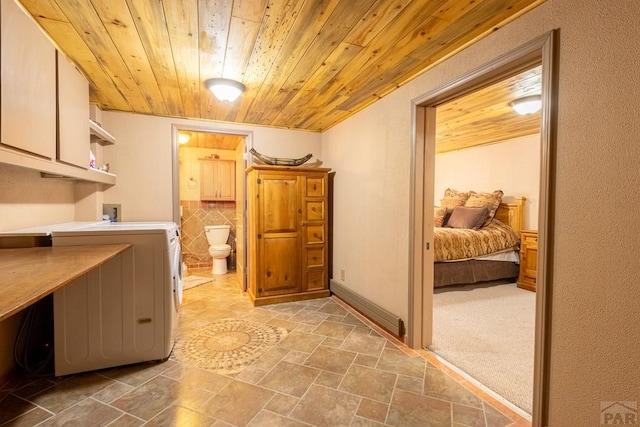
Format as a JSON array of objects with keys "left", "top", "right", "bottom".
[{"left": 18, "top": 0, "right": 546, "bottom": 135}]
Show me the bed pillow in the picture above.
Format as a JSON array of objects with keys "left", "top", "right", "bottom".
[
  {"left": 465, "top": 190, "right": 504, "bottom": 226},
  {"left": 440, "top": 188, "right": 470, "bottom": 209},
  {"left": 446, "top": 206, "right": 489, "bottom": 230},
  {"left": 434, "top": 206, "right": 447, "bottom": 227}
]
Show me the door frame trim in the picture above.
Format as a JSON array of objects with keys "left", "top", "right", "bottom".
[{"left": 408, "top": 30, "right": 558, "bottom": 426}]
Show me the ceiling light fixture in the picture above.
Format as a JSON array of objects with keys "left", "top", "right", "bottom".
[
  {"left": 205, "top": 78, "right": 246, "bottom": 103},
  {"left": 178, "top": 132, "right": 191, "bottom": 144},
  {"left": 510, "top": 94, "right": 542, "bottom": 115}
]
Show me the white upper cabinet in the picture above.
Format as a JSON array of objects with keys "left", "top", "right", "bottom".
[
  {"left": 1, "top": 0, "right": 57, "bottom": 159},
  {"left": 57, "top": 51, "right": 90, "bottom": 168}
]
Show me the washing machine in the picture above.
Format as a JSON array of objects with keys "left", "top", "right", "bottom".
[{"left": 51, "top": 222, "right": 182, "bottom": 376}]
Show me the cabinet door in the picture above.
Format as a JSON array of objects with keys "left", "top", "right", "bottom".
[
  {"left": 57, "top": 51, "right": 90, "bottom": 168},
  {"left": 200, "top": 160, "right": 216, "bottom": 200},
  {"left": 216, "top": 160, "right": 235, "bottom": 201},
  {"left": 256, "top": 174, "right": 301, "bottom": 296},
  {"left": 1, "top": 0, "right": 57, "bottom": 158}
]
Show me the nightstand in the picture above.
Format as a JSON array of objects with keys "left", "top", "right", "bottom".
[{"left": 517, "top": 230, "right": 537, "bottom": 292}]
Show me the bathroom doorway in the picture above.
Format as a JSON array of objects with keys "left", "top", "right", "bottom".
[{"left": 172, "top": 126, "right": 253, "bottom": 290}]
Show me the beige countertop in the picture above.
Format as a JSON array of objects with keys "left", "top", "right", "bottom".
[{"left": 0, "top": 244, "right": 131, "bottom": 322}]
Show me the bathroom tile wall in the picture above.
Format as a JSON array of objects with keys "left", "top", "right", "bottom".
[{"left": 180, "top": 200, "right": 237, "bottom": 269}]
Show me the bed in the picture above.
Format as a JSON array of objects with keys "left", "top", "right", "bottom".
[{"left": 434, "top": 192, "right": 525, "bottom": 288}]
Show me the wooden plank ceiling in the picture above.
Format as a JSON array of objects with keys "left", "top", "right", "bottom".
[
  {"left": 18, "top": 0, "right": 546, "bottom": 143},
  {"left": 436, "top": 65, "right": 542, "bottom": 153}
]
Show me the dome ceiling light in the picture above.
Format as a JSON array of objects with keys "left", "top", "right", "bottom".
[
  {"left": 205, "top": 78, "right": 246, "bottom": 103},
  {"left": 510, "top": 94, "right": 542, "bottom": 115}
]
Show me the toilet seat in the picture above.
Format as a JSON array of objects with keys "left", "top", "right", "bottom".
[{"left": 211, "top": 243, "right": 231, "bottom": 251}]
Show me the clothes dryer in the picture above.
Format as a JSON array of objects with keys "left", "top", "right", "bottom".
[{"left": 51, "top": 222, "right": 182, "bottom": 375}]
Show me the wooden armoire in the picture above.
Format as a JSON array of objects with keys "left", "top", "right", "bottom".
[{"left": 247, "top": 165, "right": 332, "bottom": 306}]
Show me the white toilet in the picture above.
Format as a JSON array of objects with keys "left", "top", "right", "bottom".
[{"left": 204, "top": 225, "right": 231, "bottom": 275}]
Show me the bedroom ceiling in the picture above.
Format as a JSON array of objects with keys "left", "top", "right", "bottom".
[
  {"left": 435, "top": 65, "right": 542, "bottom": 153},
  {"left": 18, "top": 0, "right": 546, "bottom": 134}
]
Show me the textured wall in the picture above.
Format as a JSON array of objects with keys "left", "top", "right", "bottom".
[
  {"left": 101, "top": 111, "right": 322, "bottom": 222},
  {"left": 322, "top": 0, "right": 640, "bottom": 425},
  {"left": 435, "top": 134, "right": 541, "bottom": 230}
]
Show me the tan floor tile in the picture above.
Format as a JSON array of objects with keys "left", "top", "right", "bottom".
[
  {"left": 267, "top": 317, "right": 299, "bottom": 331},
  {"left": 304, "top": 345, "right": 357, "bottom": 375},
  {"left": 288, "top": 311, "right": 329, "bottom": 326},
  {"left": 484, "top": 402, "right": 517, "bottom": 427},
  {"left": 282, "top": 350, "right": 310, "bottom": 364},
  {"left": 321, "top": 337, "right": 344, "bottom": 348},
  {"left": 289, "top": 384, "right": 360, "bottom": 426},
  {"left": 258, "top": 361, "right": 321, "bottom": 397},
  {"left": 100, "top": 360, "right": 177, "bottom": 387},
  {"left": 340, "top": 313, "right": 366, "bottom": 327},
  {"left": 11, "top": 378, "right": 57, "bottom": 399},
  {"left": 294, "top": 323, "right": 317, "bottom": 333},
  {"left": 314, "top": 371, "right": 343, "bottom": 389},
  {"left": 353, "top": 354, "right": 379, "bottom": 368},
  {"left": 312, "top": 321, "right": 354, "bottom": 340},
  {"left": 111, "top": 375, "right": 181, "bottom": 420},
  {"left": 452, "top": 403, "right": 488, "bottom": 427},
  {"left": 350, "top": 415, "right": 387, "bottom": 426},
  {"left": 357, "top": 398, "right": 389, "bottom": 423},
  {"left": 29, "top": 373, "right": 114, "bottom": 414},
  {"left": 161, "top": 365, "right": 232, "bottom": 393},
  {"left": 338, "top": 365, "right": 396, "bottom": 403},
  {"left": 0, "top": 394, "right": 40, "bottom": 424},
  {"left": 36, "top": 398, "right": 122, "bottom": 427},
  {"left": 264, "top": 392, "right": 300, "bottom": 416},
  {"left": 377, "top": 348, "right": 426, "bottom": 378},
  {"left": 200, "top": 380, "right": 274, "bottom": 426},
  {"left": 235, "top": 366, "right": 269, "bottom": 384},
  {"left": 317, "top": 302, "right": 349, "bottom": 316},
  {"left": 252, "top": 346, "right": 291, "bottom": 370},
  {"left": 423, "top": 367, "right": 483, "bottom": 408},
  {"left": 340, "top": 332, "right": 386, "bottom": 357},
  {"left": 396, "top": 374, "right": 423, "bottom": 394},
  {"left": 145, "top": 405, "right": 216, "bottom": 427},
  {"left": 0, "top": 406, "right": 52, "bottom": 427},
  {"left": 108, "top": 413, "right": 145, "bottom": 427},
  {"left": 386, "top": 389, "right": 451, "bottom": 426},
  {"left": 91, "top": 381, "right": 135, "bottom": 404},
  {"left": 248, "top": 410, "right": 309, "bottom": 426},
  {"left": 278, "top": 331, "right": 324, "bottom": 353}
]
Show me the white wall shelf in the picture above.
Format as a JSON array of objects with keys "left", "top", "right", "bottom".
[
  {"left": 89, "top": 119, "right": 116, "bottom": 145},
  {"left": 0, "top": 146, "right": 116, "bottom": 185}
]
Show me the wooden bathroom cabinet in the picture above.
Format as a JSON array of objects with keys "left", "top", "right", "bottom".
[{"left": 247, "top": 165, "right": 331, "bottom": 306}]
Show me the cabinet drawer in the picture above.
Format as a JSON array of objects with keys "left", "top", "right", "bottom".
[
  {"left": 306, "top": 201, "right": 325, "bottom": 221},
  {"left": 305, "top": 269, "right": 325, "bottom": 291},
  {"left": 305, "top": 247, "right": 324, "bottom": 268},
  {"left": 306, "top": 177, "right": 325, "bottom": 197},
  {"left": 306, "top": 225, "right": 324, "bottom": 244}
]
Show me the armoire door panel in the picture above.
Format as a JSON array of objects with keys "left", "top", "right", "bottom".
[
  {"left": 260, "top": 175, "right": 300, "bottom": 233},
  {"left": 259, "top": 236, "right": 300, "bottom": 296}
]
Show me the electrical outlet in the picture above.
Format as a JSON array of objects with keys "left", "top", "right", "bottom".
[{"left": 340, "top": 269, "right": 345, "bottom": 281}]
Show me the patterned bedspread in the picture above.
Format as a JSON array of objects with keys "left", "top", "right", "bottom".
[{"left": 434, "top": 219, "right": 520, "bottom": 262}]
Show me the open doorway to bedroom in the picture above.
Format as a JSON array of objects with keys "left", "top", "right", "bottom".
[
  {"left": 429, "top": 64, "right": 542, "bottom": 416},
  {"left": 171, "top": 126, "right": 253, "bottom": 291},
  {"left": 409, "top": 31, "right": 557, "bottom": 426}
]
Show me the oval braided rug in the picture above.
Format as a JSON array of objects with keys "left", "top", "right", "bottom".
[{"left": 175, "top": 318, "right": 288, "bottom": 374}]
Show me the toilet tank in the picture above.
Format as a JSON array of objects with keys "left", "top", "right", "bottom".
[{"left": 204, "top": 225, "right": 230, "bottom": 245}]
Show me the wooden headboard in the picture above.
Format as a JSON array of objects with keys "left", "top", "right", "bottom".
[{"left": 494, "top": 197, "right": 526, "bottom": 234}]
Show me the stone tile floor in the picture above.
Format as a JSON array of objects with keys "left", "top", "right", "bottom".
[{"left": 0, "top": 270, "right": 530, "bottom": 426}]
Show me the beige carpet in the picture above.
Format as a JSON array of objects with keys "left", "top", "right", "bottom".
[{"left": 429, "top": 282, "right": 535, "bottom": 414}]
